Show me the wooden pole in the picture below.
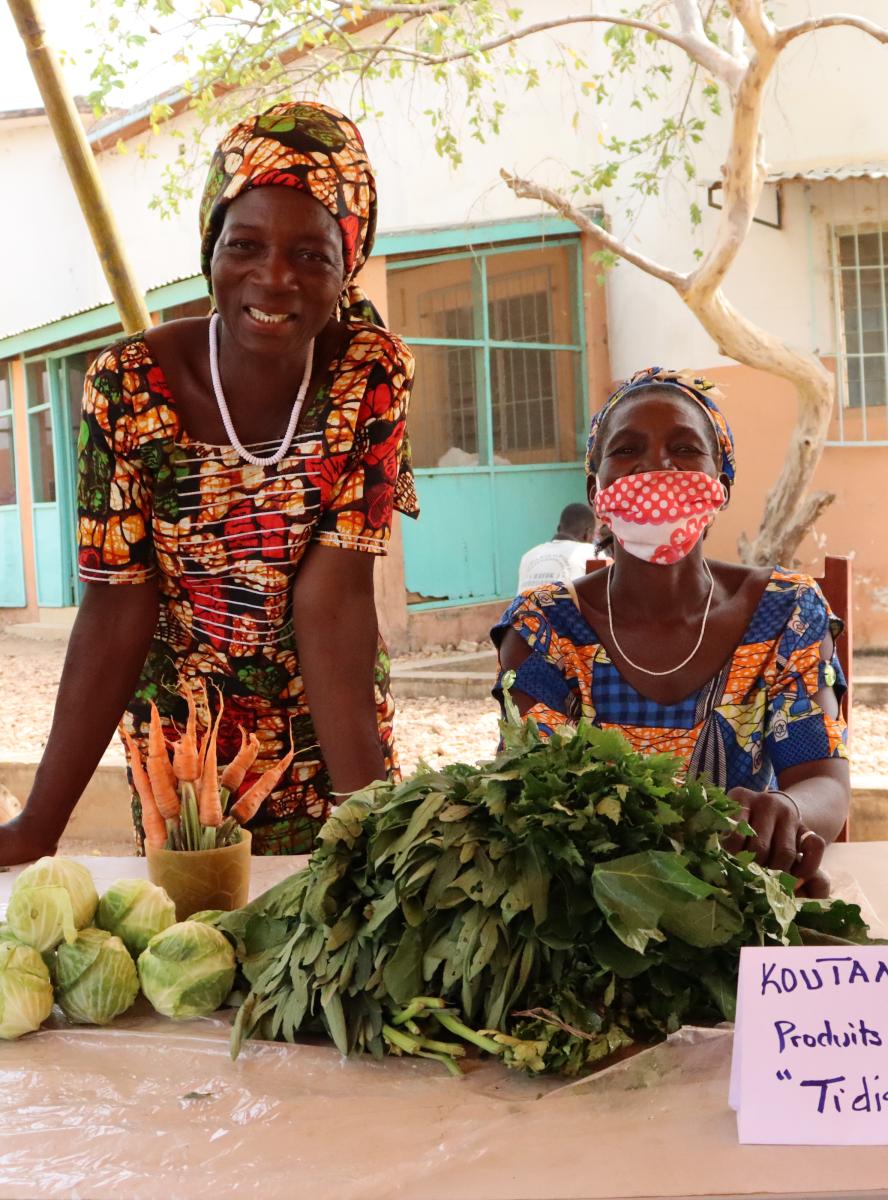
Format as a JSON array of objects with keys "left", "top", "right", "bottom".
[{"left": 8, "top": 0, "right": 151, "bottom": 333}]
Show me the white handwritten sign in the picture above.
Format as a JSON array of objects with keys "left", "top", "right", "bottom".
[{"left": 730, "top": 945, "right": 888, "bottom": 1144}]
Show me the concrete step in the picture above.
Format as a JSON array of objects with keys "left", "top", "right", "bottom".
[
  {"left": 393, "top": 666, "right": 888, "bottom": 705},
  {"left": 855, "top": 678, "right": 888, "bottom": 705},
  {"left": 7, "top": 608, "right": 78, "bottom": 642}
]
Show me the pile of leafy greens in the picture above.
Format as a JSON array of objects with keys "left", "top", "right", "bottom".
[{"left": 219, "top": 713, "right": 871, "bottom": 1076}]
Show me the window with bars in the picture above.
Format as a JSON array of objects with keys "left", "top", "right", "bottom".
[
  {"left": 832, "top": 228, "right": 888, "bottom": 441},
  {"left": 387, "top": 242, "right": 584, "bottom": 468}
]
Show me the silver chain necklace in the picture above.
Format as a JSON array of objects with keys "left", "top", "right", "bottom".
[
  {"left": 208, "top": 312, "right": 315, "bottom": 467},
  {"left": 606, "top": 560, "right": 716, "bottom": 677}
]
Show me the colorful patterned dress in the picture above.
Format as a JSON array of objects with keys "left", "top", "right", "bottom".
[
  {"left": 492, "top": 568, "right": 848, "bottom": 792},
  {"left": 77, "top": 322, "right": 416, "bottom": 854}
]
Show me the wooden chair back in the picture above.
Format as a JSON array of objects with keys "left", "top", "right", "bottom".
[
  {"left": 814, "top": 555, "right": 853, "bottom": 843},
  {"left": 814, "top": 555, "right": 853, "bottom": 732}
]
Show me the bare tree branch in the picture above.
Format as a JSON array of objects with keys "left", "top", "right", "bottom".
[
  {"left": 672, "top": 0, "right": 747, "bottom": 91},
  {"left": 685, "top": 51, "right": 772, "bottom": 297},
  {"left": 685, "top": 284, "right": 836, "bottom": 562},
  {"left": 738, "top": 490, "right": 834, "bottom": 567},
  {"left": 728, "top": 0, "right": 776, "bottom": 53},
  {"left": 727, "top": 14, "right": 747, "bottom": 60},
  {"left": 500, "top": 170, "right": 689, "bottom": 290},
  {"left": 398, "top": 11, "right": 747, "bottom": 87},
  {"left": 352, "top": 2, "right": 453, "bottom": 14},
  {"left": 776, "top": 14, "right": 888, "bottom": 50}
]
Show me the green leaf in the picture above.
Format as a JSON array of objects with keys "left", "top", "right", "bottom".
[
  {"left": 593, "top": 850, "right": 719, "bottom": 953},
  {"left": 382, "top": 927, "right": 423, "bottom": 1005},
  {"left": 595, "top": 795, "right": 622, "bottom": 823}
]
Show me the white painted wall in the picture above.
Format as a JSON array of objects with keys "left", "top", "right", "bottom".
[{"left": 1, "top": 0, "right": 886, "bottom": 365}]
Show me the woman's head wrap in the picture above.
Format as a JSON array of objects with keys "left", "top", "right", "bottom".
[
  {"left": 199, "top": 101, "right": 379, "bottom": 322},
  {"left": 584, "top": 367, "right": 736, "bottom": 483},
  {"left": 198, "top": 101, "right": 418, "bottom": 518}
]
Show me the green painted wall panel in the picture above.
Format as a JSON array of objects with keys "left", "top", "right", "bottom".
[
  {"left": 33, "top": 504, "right": 67, "bottom": 606},
  {"left": 0, "top": 507, "right": 26, "bottom": 606},
  {"left": 402, "top": 473, "right": 497, "bottom": 603},
  {"left": 491, "top": 467, "right": 589, "bottom": 595}
]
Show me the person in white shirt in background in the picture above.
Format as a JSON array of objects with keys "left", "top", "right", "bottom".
[{"left": 517, "top": 503, "right": 599, "bottom": 591}]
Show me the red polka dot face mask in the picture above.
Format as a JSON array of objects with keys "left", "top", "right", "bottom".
[{"left": 593, "top": 469, "right": 727, "bottom": 565}]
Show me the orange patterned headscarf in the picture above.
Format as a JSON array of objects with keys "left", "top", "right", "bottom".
[
  {"left": 585, "top": 367, "right": 736, "bottom": 483},
  {"left": 199, "top": 101, "right": 378, "bottom": 323},
  {"left": 198, "top": 101, "right": 418, "bottom": 518}
]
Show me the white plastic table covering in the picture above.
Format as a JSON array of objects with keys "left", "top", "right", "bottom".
[{"left": 1, "top": 844, "right": 887, "bottom": 1200}]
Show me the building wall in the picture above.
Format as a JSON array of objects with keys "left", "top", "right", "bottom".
[
  {"left": 2, "top": 0, "right": 886, "bottom": 647},
  {"left": 694, "top": 361, "right": 888, "bottom": 647}
]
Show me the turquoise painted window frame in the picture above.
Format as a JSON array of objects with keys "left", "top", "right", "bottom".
[
  {"left": 22, "top": 346, "right": 107, "bottom": 605},
  {"left": 390, "top": 233, "right": 589, "bottom": 607},
  {"left": 389, "top": 235, "right": 589, "bottom": 470}
]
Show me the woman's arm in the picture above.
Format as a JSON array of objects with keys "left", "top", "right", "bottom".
[
  {"left": 0, "top": 581, "right": 159, "bottom": 866},
  {"left": 727, "top": 655, "right": 850, "bottom": 892},
  {"left": 291, "top": 543, "right": 386, "bottom": 795},
  {"left": 497, "top": 628, "right": 536, "bottom": 716}
]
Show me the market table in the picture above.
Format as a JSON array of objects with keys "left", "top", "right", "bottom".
[{"left": 2, "top": 844, "right": 888, "bottom": 1200}]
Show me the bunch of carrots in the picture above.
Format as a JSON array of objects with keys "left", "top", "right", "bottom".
[{"left": 122, "top": 681, "right": 294, "bottom": 851}]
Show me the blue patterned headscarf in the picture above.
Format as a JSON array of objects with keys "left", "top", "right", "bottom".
[{"left": 585, "top": 367, "right": 736, "bottom": 483}]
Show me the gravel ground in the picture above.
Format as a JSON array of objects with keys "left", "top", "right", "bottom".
[
  {"left": 0, "top": 631, "right": 885, "bottom": 781},
  {"left": 0, "top": 631, "right": 502, "bottom": 779}
]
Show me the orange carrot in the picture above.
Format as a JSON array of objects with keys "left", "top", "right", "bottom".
[
  {"left": 229, "top": 746, "right": 295, "bottom": 826},
  {"left": 146, "top": 702, "right": 180, "bottom": 821},
  {"left": 172, "top": 681, "right": 200, "bottom": 782},
  {"left": 220, "top": 727, "right": 261, "bottom": 793},
  {"left": 122, "top": 729, "right": 166, "bottom": 848},
  {"left": 198, "top": 694, "right": 224, "bottom": 828}
]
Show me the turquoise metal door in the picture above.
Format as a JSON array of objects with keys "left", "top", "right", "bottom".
[
  {"left": 57, "top": 353, "right": 91, "bottom": 604},
  {"left": 0, "top": 364, "right": 25, "bottom": 607},
  {"left": 402, "top": 463, "right": 587, "bottom": 604},
  {"left": 25, "top": 359, "right": 76, "bottom": 606}
]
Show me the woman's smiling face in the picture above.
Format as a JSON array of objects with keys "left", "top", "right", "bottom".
[
  {"left": 588, "top": 388, "right": 723, "bottom": 501},
  {"left": 210, "top": 186, "right": 345, "bottom": 356}
]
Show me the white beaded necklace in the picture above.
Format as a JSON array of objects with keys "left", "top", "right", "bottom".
[
  {"left": 208, "top": 312, "right": 315, "bottom": 467},
  {"left": 606, "top": 560, "right": 716, "bottom": 677}
]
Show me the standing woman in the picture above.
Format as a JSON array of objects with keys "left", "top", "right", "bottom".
[{"left": 0, "top": 102, "right": 417, "bottom": 864}]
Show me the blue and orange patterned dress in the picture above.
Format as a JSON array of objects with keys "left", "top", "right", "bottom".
[
  {"left": 77, "top": 322, "right": 416, "bottom": 854},
  {"left": 492, "top": 568, "right": 848, "bottom": 791}
]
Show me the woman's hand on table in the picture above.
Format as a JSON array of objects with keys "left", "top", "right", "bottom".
[
  {"left": 0, "top": 811, "right": 58, "bottom": 867},
  {"left": 725, "top": 785, "right": 829, "bottom": 896}
]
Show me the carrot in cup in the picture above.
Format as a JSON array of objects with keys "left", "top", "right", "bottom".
[
  {"left": 122, "top": 728, "right": 167, "bottom": 849},
  {"left": 229, "top": 746, "right": 295, "bottom": 825},
  {"left": 147, "top": 702, "right": 180, "bottom": 822}
]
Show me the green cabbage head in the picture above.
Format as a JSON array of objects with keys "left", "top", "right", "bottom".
[
  {"left": 7, "top": 858, "right": 98, "bottom": 951},
  {"left": 6, "top": 885, "right": 78, "bottom": 953},
  {"left": 96, "top": 879, "right": 176, "bottom": 957},
  {"left": 0, "top": 940, "right": 54, "bottom": 1039},
  {"left": 138, "top": 921, "right": 236, "bottom": 1020},
  {"left": 53, "top": 928, "right": 140, "bottom": 1026}
]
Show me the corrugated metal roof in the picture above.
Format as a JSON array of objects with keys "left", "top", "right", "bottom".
[
  {"left": 768, "top": 164, "right": 888, "bottom": 183},
  {"left": 0, "top": 271, "right": 202, "bottom": 345}
]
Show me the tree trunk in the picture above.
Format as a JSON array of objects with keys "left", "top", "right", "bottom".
[{"left": 684, "top": 283, "right": 836, "bottom": 565}]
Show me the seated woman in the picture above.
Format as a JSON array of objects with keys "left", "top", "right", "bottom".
[{"left": 493, "top": 368, "right": 849, "bottom": 896}]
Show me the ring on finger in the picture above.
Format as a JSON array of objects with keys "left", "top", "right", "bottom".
[{"left": 795, "top": 828, "right": 817, "bottom": 860}]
